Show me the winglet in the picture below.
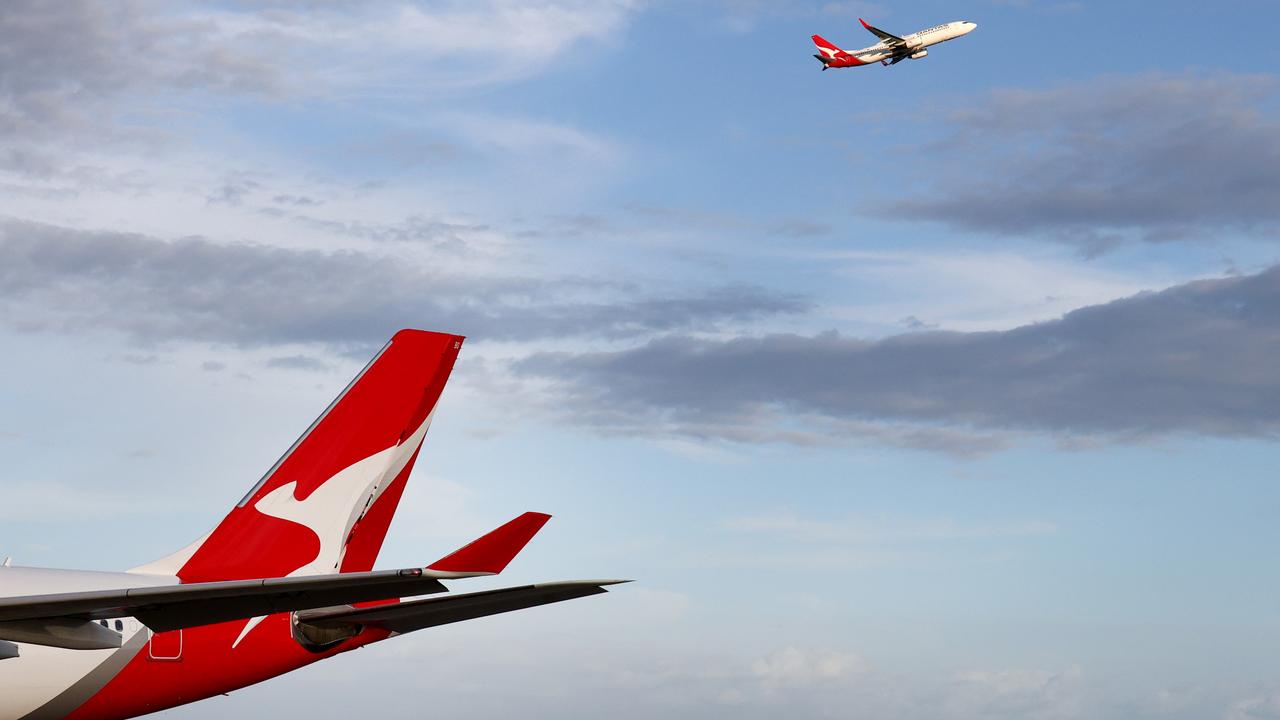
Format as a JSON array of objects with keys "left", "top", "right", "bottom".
[
  {"left": 428, "top": 512, "right": 552, "bottom": 574},
  {"left": 860, "top": 17, "right": 873, "bottom": 30}
]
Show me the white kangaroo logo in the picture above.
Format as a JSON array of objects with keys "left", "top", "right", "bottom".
[{"left": 230, "top": 412, "right": 435, "bottom": 648}]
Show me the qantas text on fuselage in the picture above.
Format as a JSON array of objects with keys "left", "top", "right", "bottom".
[
  {"left": 0, "top": 329, "right": 624, "bottom": 720},
  {"left": 813, "top": 18, "right": 977, "bottom": 69}
]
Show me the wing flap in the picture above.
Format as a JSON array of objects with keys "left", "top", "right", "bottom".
[
  {"left": 0, "top": 511, "right": 556, "bottom": 639},
  {"left": 297, "top": 580, "right": 628, "bottom": 635}
]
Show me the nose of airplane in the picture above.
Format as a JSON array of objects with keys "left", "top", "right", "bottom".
[{"left": 964, "top": 21, "right": 978, "bottom": 32}]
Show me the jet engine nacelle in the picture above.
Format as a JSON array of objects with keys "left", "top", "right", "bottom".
[{"left": 910, "top": 49, "right": 929, "bottom": 59}]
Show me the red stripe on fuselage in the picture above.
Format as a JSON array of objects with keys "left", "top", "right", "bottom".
[
  {"left": 64, "top": 616, "right": 392, "bottom": 720},
  {"left": 826, "top": 55, "right": 866, "bottom": 67}
]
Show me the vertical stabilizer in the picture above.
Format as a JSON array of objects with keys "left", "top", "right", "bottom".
[
  {"left": 811, "top": 34, "right": 845, "bottom": 58},
  {"left": 132, "top": 329, "right": 464, "bottom": 582}
]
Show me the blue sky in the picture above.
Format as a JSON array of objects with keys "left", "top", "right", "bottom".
[{"left": 2, "top": 1, "right": 1280, "bottom": 717}]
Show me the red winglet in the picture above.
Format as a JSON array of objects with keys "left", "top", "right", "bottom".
[
  {"left": 427, "top": 512, "right": 552, "bottom": 574},
  {"left": 860, "top": 17, "right": 873, "bottom": 30}
]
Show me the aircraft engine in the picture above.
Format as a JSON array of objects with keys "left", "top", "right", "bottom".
[{"left": 910, "top": 49, "right": 929, "bottom": 59}]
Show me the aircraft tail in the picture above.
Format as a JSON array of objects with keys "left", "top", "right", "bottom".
[
  {"left": 132, "top": 329, "right": 464, "bottom": 583},
  {"left": 811, "top": 34, "right": 851, "bottom": 69},
  {"left": 811, "top": 34, "right": 844, "bottom": 56}
]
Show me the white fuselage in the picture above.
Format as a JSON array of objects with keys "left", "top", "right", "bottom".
[
  {"left": 0, "top": 567, "right": 174, "bottom": 720},
  {"left": 853, "top": 21, "right": 977, "bottom": 63}
]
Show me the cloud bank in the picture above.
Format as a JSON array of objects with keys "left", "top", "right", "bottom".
[
  {"left": 878, "top": 74, "right": 1280, "bottom": 253},
  {"left": 0, "top": 218, "right": 805, "bottom": 349},
  {"left": 516, "top": 265, "right": 1280, "bottom": 445}
]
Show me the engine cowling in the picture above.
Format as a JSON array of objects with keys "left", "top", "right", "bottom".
[{"left": 910, "top": 49, "right": 929, "bottom": 59}]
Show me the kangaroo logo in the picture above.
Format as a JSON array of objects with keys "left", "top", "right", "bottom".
[{"left": 230, "top": 412, "right": 435, "bottom": 648}]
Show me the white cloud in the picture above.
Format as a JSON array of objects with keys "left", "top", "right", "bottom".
[
  {"left": 818, "top": 249, "right": 1182, "bottom": 333},
  {"left": 944, "top": 666, "right": 1085, "bottom": 719},
  {"left": 751, "top": 647, "right": 869, "bottom": 690},
  {"left": 0, "top": 0, "right": 642, "bottom": 215},
  {"left": 1226, "top": 691, "right": 1280, "bottom": 720},
  {"left": 180, "top": 0, "right": 642, "bottom": 95}
]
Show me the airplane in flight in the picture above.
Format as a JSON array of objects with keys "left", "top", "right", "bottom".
[
  {"left": 0, "top": 329, "right": 624, "bottom": 720},
  {"left": 812, "top": 18, "right": 977, "bottom": 69}
]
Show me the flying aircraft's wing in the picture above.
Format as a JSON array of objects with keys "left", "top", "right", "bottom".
[
  {"left": 859, "top": 18, "right": 906, "bottom": 46},
  {"left": 0, "top": 513, "right": 551, "bottom": 648},
  {"left": 295, "top": 580, "right": 629, "bottom": 636}
]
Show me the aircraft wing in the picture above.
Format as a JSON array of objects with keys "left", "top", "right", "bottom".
[
  {"left": 295, "top": 580, "right": 629, "bottom": 636},
  {"left": 0, "top": 512, "right": 552, "bottom": 647},
  {"left": 860, "top": 18, "right": 906, "bottom": 45},
  {"left": 0, "top": 568, "right": 459, "bottom": 636}
]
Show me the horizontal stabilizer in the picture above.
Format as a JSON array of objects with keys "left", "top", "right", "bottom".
[
  {"left": 296, "top": 580, "right": 629, "bottom": 635},
  {"left": 0, "top": 515, "right": 558, "bottom": 645},
  {"left": 428, "top": 512, "right": 552, "bottom": 575}
]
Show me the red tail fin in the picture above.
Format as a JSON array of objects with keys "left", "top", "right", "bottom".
[
  {"left": 133, "top": 329, "right": 464, "bottom": 582},
  {"left": 811, "top": 34, "right": 845, "bottom": 57}
]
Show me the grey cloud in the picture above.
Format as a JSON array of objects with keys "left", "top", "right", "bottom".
[
  {"left": 876, "top": 74, "right": 1280, "bottom": 253},
  {"left": 899, "top": 315, "right": 937, "bottom": 331},
  {"left": 0, "top": 1, "right": 280, "bottom": 143},
  {"left": 271, "top": 194, "right": 322, "bottom": 207},
  {"left": 0, "top": 0, "right": 644, "bottom": 165},
  {"left": 207, "top": 178, "right": 263, "bottom": 206},
  {"left": 266, "top": 355, "right": 330, "bottom": 371},
  {"left": 0, "top": 218, "right": 805, "bottom": 350},
  {"left": 515, "top": 266, "right": 1280, "bottom": 446},
  {"left": 290, "top": 214, "right": 493, "bottom": 247},
  {"left": 769, "top": 219, "right": 831, "bottom": 238}
]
